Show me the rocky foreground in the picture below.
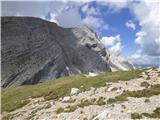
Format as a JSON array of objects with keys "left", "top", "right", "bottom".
[{"left": 3, "top": 68, "right": 160, "bottom": 120}]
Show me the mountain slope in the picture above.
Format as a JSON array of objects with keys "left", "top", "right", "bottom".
[
  {"left": 109, "top": 54, "right": 135, "bottom": 71},
  {"left": 2, "top": 68, "right": 160, "bottom": 120},
  {"left": 1, "top": 17, "right": 134, "bottom": 87},
  {"left": 1, "top": 17, "right": 111, "bottom": 87}
]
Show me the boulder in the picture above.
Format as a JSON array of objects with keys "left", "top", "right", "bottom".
[
  {"left": 62, "top": 96, "right": 73, "bottom": 103},
  {"left": 70, "top": 88, "right": 80, "bottom": 95},
  {"left": 94, "top": 110, "right": 108, "bottom": 120}
]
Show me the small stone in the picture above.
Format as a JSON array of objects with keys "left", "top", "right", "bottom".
[
  {"left": 50, "top": 101, "right": 55, "bottom": 105},
  {"left": 70, "top": 88, "right": 80, "bottom": 95},
  {"left": 62, "top": 96, "right": 73, "bottom": 103},
  {"left": 107, "top": 87, "right": 113, "bottom": 92},
  {"left": 116, "top": 89, "right": 121, "bottom": 93},
  {"left": 94, "top": 110, "right": 108, "bottom": 120}
]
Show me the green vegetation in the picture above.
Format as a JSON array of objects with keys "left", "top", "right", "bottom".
[
  {"left": 107, "top": 98, "right": 117, "bottom": 104},
  {"left": 142, "top": 107, "right": 160, "bottom": 118},
  {"left": 107, "top": 84, "right": 160, "bottom": 104},
  {"left": 26, "top": 106, "right": 44, "bottom": 120},
  {"left": 44, "top": 102, "right": 52, "bottom": 109},
  {"left": 2, "top": 114, "right": 13, "bottom": 120},
  {"left": 144, "top": 98, "right": 150, "bottom": 103},
  {"left": 56, "top": 107, "right": 64, "bottom": 114},
  {"left": 111, "top": 87, "right": 118, "bottom": 91},
  {"left": 131, "top": 113, "right": 143, "bottom": 119},
  {"left": 140, "top": 81, "right": 150, "bottom": 88},
  {"left": 2, "top": 69, "right": 144, "bottom": 112},
  {"left": 97, "top": 97, "right": 106, "bottom": 106},
  {"left": 56, "top": 97, "right": 106, "bottom": 114},
  {"left": 56, "top": 105, "right": 77, "bottom": 114},
  {"left": 78, "top": 99, "right": 95, "bottom": 108},
  {"left": 64, "top": 105, "right": 77, "bottom": 112}
]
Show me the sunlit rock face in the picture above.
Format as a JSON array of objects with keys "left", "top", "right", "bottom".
[{"left": 109, "top": 54, "right": 135, "bottom": 71}]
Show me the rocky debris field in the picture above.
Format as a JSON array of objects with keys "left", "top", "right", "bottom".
[{"left": 2, "top": 68, "right": 160, "bottom": 120}]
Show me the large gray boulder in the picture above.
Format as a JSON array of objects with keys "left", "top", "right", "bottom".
[{"left": 1, "top": 17, "right": 111, "bottom": 87}]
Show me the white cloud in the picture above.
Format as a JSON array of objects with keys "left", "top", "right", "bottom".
[
  {"left": 82, "top": 16, "right": 104, "bottom": 28},
  {"left": 130, "top": 50, "right": 160, "bottom": 66},
  {"left": 81, "top": 4, "right": 100, "bottom": 15},
  {"left": 98, "top": 0, "right": 129, "bottom": 13},
  {"left": 125, "top": 20, "right": 136, "bottom": 30},
  {"left": 49, "top": 13, "right": 58, "bottom": 23},
  {"left": 100, "top": 34, "right": 120, "bottom": 47},
  {"left": 55, "top": 9, "right": 83, "bottom": 28},
  {"left": 109, "top": 42, "right": 123, "bottom": 55},
  {"left": 101, "top": 34, "right": 123, "bottom": 55},
  {"left": 135, "top": 31, "right": 147, "bottom": 44},
  {"left": 130, "top": 1, "right": 160, "bottom": 57}
]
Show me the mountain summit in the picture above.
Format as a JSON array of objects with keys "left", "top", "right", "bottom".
[{"left": 1, "top": 17, "right": 134, "bottom": 87}]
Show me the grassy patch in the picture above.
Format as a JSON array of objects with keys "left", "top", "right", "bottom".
[
  {"left": 44, "top": 102, "right": 52, "bottom": 109},
  {"left": 107, "top": 84, "right": 160, "bottom": 104},
  {"left": 78, "top": 99, "right": 95, "bottom": 108},
  {"left": 140, "top": 81, "right": 150, "bottom": 88},
  {"left": 56, "top": 107, "right": 64, "bottom": 114},
  {"left": 2, "top": 69, "right": 144, "bottom": 112},
  {"left": 56, "top": 97, "right": 106, "bottom": 114},
  {"left": 2, "top": 114, "right": 14, "bottom": 120},
  {"left": 26, "top": 106, "right": 44, "bottom": 119},
  {"left": 131, "top": 113, "right": 143, "bottom": 119},
  {"left": 56, "top": 105, "right": 77, "bottom": 114},
  {"left": 64, "top": 105, "right": 77, "bottom": 112},
  {"left": 142, "top": 107, "right": 160, "bottom": 118},
  {"left": 144, "top": 98, "right": 150, "bottom": 103},
  {"left": 97, "top": 97, "right": 106, "bottom": 106},
  {"left": 107, "top": 98, "right": 117, "bottom": 104}
]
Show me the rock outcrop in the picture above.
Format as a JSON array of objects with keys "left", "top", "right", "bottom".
[
  {"left": 109, "top": 54, "right": 135, "bottom": 71},
  {"left": 1, "top": 17, "right": 111, "bottom": 87},
  {"left": 1, "top": 17, "right": 134, "bottom": 87}
]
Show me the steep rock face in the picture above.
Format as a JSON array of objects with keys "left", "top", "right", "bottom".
[
  {"left": 109, "top": 54, "right": 135, "bottom": 71},
  {"left": 1, "top": 17, "right": 111, "bottom": 87}
]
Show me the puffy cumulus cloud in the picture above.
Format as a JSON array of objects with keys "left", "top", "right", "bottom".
[
  {"left": 100, "top": 34, "right": 120, "bottom": 47},
  {"left": 131, "top": 1, "right": 160, "bottom": 56},
  {"left": 81, "top": 4, "right": 100, "bottom": 15},
  {"left": 134, "top": 31, "right": 147, "bottom": 44},
  {"left": 109, "top": 42, "right": 123, "bottom": 55},
  {"left": 130, "top": 50, "right": 160, "bottom": 66},
  {"left": 125, "top": 20, "right": 136, "bottom": 30},
  {"left": 55, "top": 9, "right": 83, "bottom": 28},
  {"left": 101, "top": 34, "right": 123, "bottom": 55},
  {"left": 1, "top": 1, "right": 108, "bottom": 29},
  {"left": 97, "top": 0, "right": 129, "bottom": 13},
  {"left": 2, "top": 1, "right": 84, "bottom": 28},
  {"left": 1, "top": 1, "right": 64, "bottom": 18},
  {"left": 82, "top": 16, "right": 104, "bottom": 28}
]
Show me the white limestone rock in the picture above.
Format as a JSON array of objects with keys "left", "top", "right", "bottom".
[
  {"left": 70, "top": 88, "right": 80, "bottom": 95},
  {"left": 62, "top": 96, "right": 73, "bottom": 103}
]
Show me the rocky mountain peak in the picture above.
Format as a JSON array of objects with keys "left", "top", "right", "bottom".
[{"left": 1, "top": 17, "right": 134, "bottom": 87}]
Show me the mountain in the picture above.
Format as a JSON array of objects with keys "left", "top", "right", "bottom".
[
  {"left": 1, "top": 17, "right": 134, "bottom": 87},
  {"left": 109, "top": 54, "right": 135, "bottom": 71}
]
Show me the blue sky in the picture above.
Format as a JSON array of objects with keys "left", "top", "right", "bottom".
[
  {"left": 78, "top": 1, "right": 141, "bottom": 57},
  {"left": 2, "top": 0, "right": 160, "bottom": 65}
]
